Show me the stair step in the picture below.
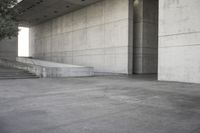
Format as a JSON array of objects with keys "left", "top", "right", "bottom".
[
  {"left": 0, "top": 75, "right": 37, "bottom": 77},
  {"left": 0, "top": 74, "right": 39, "bottom": 76},
  {"left": 0, "top": 72, "right": 34, "bottom": 74},
  {"left": 0, "top": 74, "right": 39, "bottom": 77},
  {"left": 0, "top": 70, "right": 28, "bottom": 72},
  {"left": 0, "top": 72, "right": 34, "bottom": 75},
  {"left": 0, "top": 77, "right": 39, "bottom": 79}
]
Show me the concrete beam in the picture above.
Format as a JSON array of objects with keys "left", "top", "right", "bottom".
[{"left": 16, "top": 0, "right": 102, "bottom": 26}]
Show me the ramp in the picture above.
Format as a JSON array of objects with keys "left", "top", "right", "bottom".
[{"left": 0, "top": 58, "right": 94, "bottom": 78}]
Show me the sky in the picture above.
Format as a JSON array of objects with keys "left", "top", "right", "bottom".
[{"left": 18, "top": 27, "right": 29, "bottom": 57}]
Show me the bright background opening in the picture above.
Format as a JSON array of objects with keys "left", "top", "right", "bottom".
[{"left": 18, "top": 27, "right": 29, "bottom": 57}]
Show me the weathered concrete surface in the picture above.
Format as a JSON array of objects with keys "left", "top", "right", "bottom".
[
  {"left": 29, "top": 0, "right": 133, "bottom": 74},
  {"left": 0, "top": 76, "right": 200, "bottom": 133},
  {"left": 0, "top": 38, "right": 18, "bottom": 60},
  {"left": 133, "top": 0, "right": 158, "bottom": 74},
  {"left": 158, "top": 0, "right": 200, "bottom": 83}
]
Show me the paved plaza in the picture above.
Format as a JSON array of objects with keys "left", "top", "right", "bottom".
[{"left": 0, "top": 75, "right": 200, "bottom": 133}]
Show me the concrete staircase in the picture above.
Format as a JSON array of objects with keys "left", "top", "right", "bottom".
[
  {"left": 0, "top": 66, "right": 39, "bottom": 79},
  {"left": 0, "top": 58, "right": 94, "bottom": 78},
  {"left": 16, "top": 57, "right": 94, "bottom": 78}
]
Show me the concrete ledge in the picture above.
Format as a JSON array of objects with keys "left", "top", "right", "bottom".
[{"left": 0, "top": 58, "right": 94, "bottom": 78}]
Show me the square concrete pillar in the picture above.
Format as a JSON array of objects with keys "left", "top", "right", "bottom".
[
  {"left": 133, "top": 0, "right": 158, "bottom": 74},
  {"left": 158, "top": 0, "right": 200, "bottom": 83}
]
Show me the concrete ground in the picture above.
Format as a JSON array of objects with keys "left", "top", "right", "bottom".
[{"left": 0, "top": 75, "right": 200, "bottom": 133}]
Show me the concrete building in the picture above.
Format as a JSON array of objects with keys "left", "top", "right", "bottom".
[{"left": 0, "top": 0, "right": 199, "bottom": 83}]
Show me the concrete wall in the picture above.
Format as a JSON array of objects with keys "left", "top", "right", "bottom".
[
  {"left": 159, "top": 0, "right": 200, "bottom": 83},
  {"left": 0, "top": 38, "right": 18, "bottom": 60},
  {"left": 133, "top": 0, "right": 158, "bottom": 74},
  {"left": 29, "top": 0, "right": 133, "bottom": 74}
]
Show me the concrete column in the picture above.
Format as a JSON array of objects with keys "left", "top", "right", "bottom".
[
  {"left": 0, "top": 38, "right": 18, "bottom": 60},
  {"left": 158, "top": 0, "right": 200, "bottom": 83},
  {"left": 133, "top": 0, "right": 158, "bottom": 74}
]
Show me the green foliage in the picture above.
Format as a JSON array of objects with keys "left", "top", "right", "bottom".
[{"left": 0, "top": 0, "right": 18, "bottom": 40}]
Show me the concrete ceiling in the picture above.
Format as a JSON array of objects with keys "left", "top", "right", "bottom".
[{"left": 16, "top": 0, "right": 101, "bottom": 27}]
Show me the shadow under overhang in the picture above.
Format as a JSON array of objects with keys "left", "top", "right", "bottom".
[{"left": 16, "top": 0, "right": 101, "bottom": 27}]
